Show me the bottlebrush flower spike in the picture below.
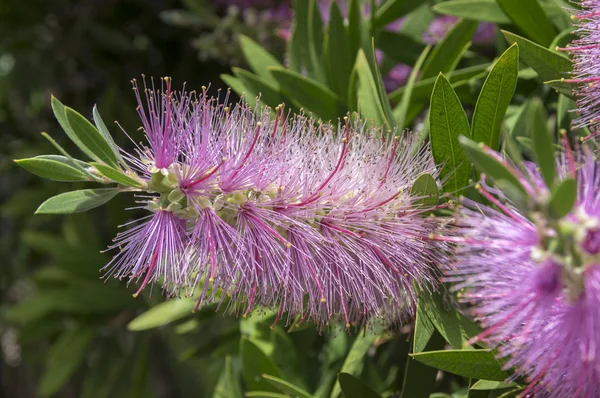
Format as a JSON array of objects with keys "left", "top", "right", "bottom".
[
  {"left": 560, "top": 1, "right": 600, "bottom": 132},
  {"left": 446, "top": 145, "right": 600, "bottom": 397},
  {"left": 103, "top": 78, "right": 448, "bottom": 329}
]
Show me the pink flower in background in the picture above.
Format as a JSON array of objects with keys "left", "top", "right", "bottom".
[{"left": 446, "top": 148, "right": 600, "bottom": 397}]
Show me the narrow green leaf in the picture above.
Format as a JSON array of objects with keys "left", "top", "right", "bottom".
[
  {"left": 338, "top": 373, "right": 380, "bottom": 398},
  {"left": 531, "top": 98, "right": 556, "bottom": 187},
  {"left": 546, "top": 79, "right": 575, "bottom": 100},
  {"left": 329, "top": 334, "right": 377, "bottom": 398},
  {"left": 389, "top": 64, "right": 490, "bottom": 103},
  {"left": 128, "top": 298, "right": 196, "bottom": 331},
  {"left": 470, "top": 380, "right": 518, "bottom": 390},
  {"left": 232, "top": 68, "right": 283, "bottom": 108},
  {"left": 93, "top": 104, "right": 124, "bottom": 166},
  {"left": 354, "top": 49, "right": 394, "bottom": 127},
  {"left": 430, "top": 73, "right": 471, "bottom": 193},
  {"left": 36, "top": 188, "right": 120, "bottom": 214},
  {"left": 373, "top": 0, "right": 422, "bottom": 30},
  {"left": 497, "top": 0, "right": 555, "bottom": 46},
  {"left": 395, "top": 45, "right": 431, "bottom": 130},
  {"left": 459, "top": 136, "right": 528, "bottom": 197},
  {"left": 221, "top": 74, "right": 249, "bottom": 99},
  {"left": 65, "top": 107, "right": 119, "bottom": 167},
  {"left": 239, "top": 34, "right": 283, "bottom": 86},
  {"left": 240, "top": 338, "right": 282, "bottom": 392},
  {"left": 263, "top": 374, "right": 313, "bottom": 398},
  {"left": 245, "top": 393, "right": 288, "bottom": 398},
  {"left": 39, "top": 327, "right": 95, "bottom": 397},
  {"left": 410, "top": 173, "right": 439, "bottom": 207},
  {"left": 422, "top": 20, "right": 478, "bottom": 80},
  {"left": 410, "top": 349, "right": 508, "bottom": 381},
  {"left": 549, "top": 177, "right": 577, "bottom": 218},
  {"left": 413, "top": 297, "right": 435, "bottom": 353},
  {"left": 402, "top": 331, "right": 446, "bottom": 398},
  {"left": 376, "top": 31, "right": 426, "bottom": 66},
  {"left": 15, "top": 156, "right": 89, "bottom": 182},
  {"left": 432, "top": 0, "right": 510, "bottom": 23},
  {"left": 214, "top": 356, "right": 243, "bottom": 398},
  {"left": 269, "top": 67, "right": 344, "bottom": 121},
  {"left": 307, "top": 0, "right": 325, "bottom": 82},
  {"left": 419, "top": 290, "right": 481, "bottom": 350},
  {"left": 91, "top": 163, "right": 144, "bottom": 188},
  {"left": 471, "top": 44, "right": 519, "bottom": 151},
  {"left": 502, "top": 31, "right": 572, "bottom": 93},
  {"left": 325, "top": 1, "right": 354, "bottom": 103}
]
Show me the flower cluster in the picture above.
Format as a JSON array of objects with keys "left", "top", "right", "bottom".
[
  {"left": 106, "top": 77, "right": 447, "bottom": 328},
  {"left": 562, "top": 1, "right": 600, "bottom": 131},
  {"left": 445, "top": 145, "right": 600, "bottom": 397}
]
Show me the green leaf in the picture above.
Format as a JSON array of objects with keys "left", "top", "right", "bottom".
[
  {"left": 67, "top": 108, "right": 120, "bottom": 167},
  {"left": 36, "top": 188, "right": 120, "bottom": 214},
  {"left": 432, "top": 0, "right": 510, "bottom": 24},
  {"left": 373, "top": 0, "right": 422, "bottom": 30},
  {"left": 422, "top": 20, "right": 478, "bottom": 80},
  {"left": 530, "top": 98, "right": 556, "bottom": 187},
  {"left": 15, "top": 156, "right": 90, "bottom": 182},
  {"left": 430, "top": 73, "right": 471, "bottom": 193},
  {"left": 232, "top": 68, "right": 283, "bottom": 108},
  {"left": 402, "top": 331, "right": 446, "bottom": 398},
  {"left": 239, "top": 34, "right": 283, "bottom": 86},
  {"left": 410, "top": 173, "right": 439, "bottom": 207},
  {"left": 329, "top": 334, "right": 377, "bottom": 398},
  {"left": 245, "top": 393, "right": 288, "bottom": 398},
  {"left": 128, "top": 298, "right": 196, "bottom": 331},
  {"left": 221, "top": 74, "right": 249, "bottom": 100},
  {"left": 91, "top": 162, "right": 144, "bottom": 188},
  {"left": 470, "top": 380, "right": 518, "bottom": 390},
  {"left": 502, "top": 31, "right": 572, "bottom": 94},
  {"left": 269, "top": 67, "right": 344, "bottom": 121},
  {"left": 263, "top": 374, "right": 313, "bottom": 398},
  {"left": 410, "top": 349, "right": 508, "bottom": 381},
  {"left": 354, "top": 49, "right": 394, "bottom": 128},
  {"left": 52, "top": 97, "right": 119, "bottom": 168},
  {"left": 38, "top": 327, "right": 95, "bottom": 397},
  {"left": 395, "top": 45, "right": 431, "bottom": 130},
  {"left": 214, "top": 356, "right": 243, "bottom": 398},
  {"left": 325, "top": 1, "right": 354, "bottom": 103},
  {"left": 337, "top": 373, "right": 380, "bottom": 398},
  {"left": 376, "top": 31, "right": 426, "bottom": 66},
  {"left": 6, "top": 285, "right": 138, "bottom": 323},
  {"left": 307, "top": 0, "right": 325, "bottom": 83},
  {"left": 40, "top": 132, "right": 95, "bottom": 177},
  {"left": 459, "top": 136, "right": 528, "bottom": 198},
  {"left": 419, "top": 290, "right": 482, "bottom": 350},
  {"left": 546, "top": 79, "right": 575, "bottom": 100},
  {"left": 497, "top": 0, "right": 555, "bottom": 46},
  {"left": 93, "top": 104, "right": 124, "bottom": 166},
  {"left": 389, "top": 64, "right": 490, "bottom": 103},
  {"left": 413, "top": 297, "right": 436, "bottom": 353},
  {"left": 471, "top": 44, "right": 519, "bottom": 151},
  {"left": 241, "top": 338, "right": 282, "bottom": 392},
  {"left": 549, "top": 177, "right": 577, "bottom": 218}
]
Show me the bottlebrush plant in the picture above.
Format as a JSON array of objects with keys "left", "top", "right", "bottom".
[{"left": 10, "top": 0, "right": 600, "bottom": 397}]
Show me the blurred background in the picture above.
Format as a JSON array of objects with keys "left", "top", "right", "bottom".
[{"left": 0, "top": 0, "right": 504, "bottom": 396}]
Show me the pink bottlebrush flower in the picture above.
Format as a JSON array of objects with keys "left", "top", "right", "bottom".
[
  {"left": 109, "top": 80, "right": 448, "bottom": 329},
  {"left": 560, "top": 2, "right": 600, "bottom": 131},
  {"left": 104, "top": 210, "right": 189, "bottom": 297},
  {"left": 445, "top": 146, "right": 600, "bottom": 397}
]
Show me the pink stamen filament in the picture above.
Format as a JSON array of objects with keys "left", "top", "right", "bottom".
[{"left": 133, "top": 249, "right": 159, "bottom": 297}]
